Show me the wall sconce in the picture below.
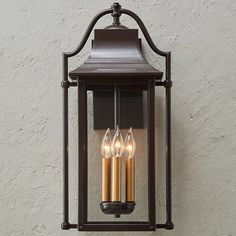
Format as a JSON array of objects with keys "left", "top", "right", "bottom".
[{"left": 61, "top": 3, "right": 173, "bottom": 232}]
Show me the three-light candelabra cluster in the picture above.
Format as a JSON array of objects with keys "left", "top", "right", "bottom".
[{"left": 100, "top": 126, "right": 136, "bottom": 217}]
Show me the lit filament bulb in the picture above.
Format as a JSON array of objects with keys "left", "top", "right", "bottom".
[
  {"left": 111, "top": 126, "right": 124, "bottom": 202},
  {"left": 111, "top": 126, "right": 124, "bottom": 157},
  {"left": 124, "top": 127, "right": 136, "bottom": 158},
  {"left": 101, "top": 128, "right": 112, "bottom": 202},
  {"left": 125, "top": 127, "right": 136, "bottom": 202},
  {"left": 101, "top": 128, "right": 112, "bottom": 158}
]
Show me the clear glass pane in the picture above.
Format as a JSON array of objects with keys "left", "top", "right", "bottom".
[
  {"left": 87, "top": 89, "right": 149, "bottom": 222},
  {"left": 155, "top": 86, "right": 166, "bottom": 223}
]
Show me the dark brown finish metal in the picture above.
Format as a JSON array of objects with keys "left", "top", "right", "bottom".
[
  {"left": 100, "top": 201, "right": 135, "bottom": 215},
  {"left": 111, "top": 2, "right": 121, "bottom": 26},
  {"left": 83, "top": 222, "right": 150, "bottom": 231},
  {"left": 61, "top": 2, "right": 173, "bottom": 231},
  {"left": 93, "top": 90, "right": 144, "bottom": 129},
  {"left": 114, "top": 84, "right": 120, "bottom": 128},
  {"left": 165, "top": 53, "right": 174, "bottom": 230},
  {"left": 120, "top": 90, "right": 143, "bottom": 128},
  {"left": 147, "top": 78, "right": 156, "bottom": 231},
  {"left": 78, "top": 79, "right": 88, "bottom": 231},
  {"left": 64, "top": 81, "right": 168, "bottom": 88},
  {"left": 93, "top": 91, "right": 114, "bottom": 129},
  {"left": 69, "top": 29, "right": 163, "bottom": 79},
  {"left": 63, "top": 222, "right": 170, "bottom": 230},
  {"left": 61, "top": 54, "right": 70, "bottom": 230}
]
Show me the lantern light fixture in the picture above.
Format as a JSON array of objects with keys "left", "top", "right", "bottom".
[{"left": 61, "top": 2, "right": 174, "bottom": 232}]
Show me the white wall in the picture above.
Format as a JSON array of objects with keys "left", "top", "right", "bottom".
[{"left": 1, "top": 0, "right": 236, "bottom": 235}]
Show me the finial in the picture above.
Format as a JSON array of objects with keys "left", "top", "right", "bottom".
[
  {"left": 111, "top": 3, "right": 121, "bottom": 26},
  {"left": 111, "top": 3, "right": 121, "bottom": 16}
]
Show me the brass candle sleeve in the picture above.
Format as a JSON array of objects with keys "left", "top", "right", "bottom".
[
  {"left": 102, "top": 157, "right": 111, "bottom": 202},
  {"left": 111, "top": 156, "right": 121, "bottom": 201},
  {"left": 126, "top": 157, "right": 135, "bottom": 202}
]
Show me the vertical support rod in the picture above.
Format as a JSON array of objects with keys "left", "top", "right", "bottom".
[
  {"left": 61, "top": 53, "right": 70, "bottom": 230},
  {"left": 113, "top": 83, "right": 121, "bottom": 219},
  {"left": 78, "top": 79, "right": 88, "bottom": 231},
  {"left": 165, "top": 53, "right": 174, "bottom": 229},
  {"left": 147, "top": 78, "right": 156, "bottom": 231},
  {"left": 114, "top": 84, "right": 120, "bottom": 128}
]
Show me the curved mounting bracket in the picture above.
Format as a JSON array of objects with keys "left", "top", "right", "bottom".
[
  {"left": 61, "top": 2, "right": 173, "bottom": 231},
  {"left": 62, "top": 2, "right": 171, "bottom": 83},
  {"left": 63, "top": 3, "right": 170, "bottom": 57}
]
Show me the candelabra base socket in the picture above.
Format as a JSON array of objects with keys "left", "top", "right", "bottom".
[{"left": 100, "top": 201, "right": 136, "bottom": 215}]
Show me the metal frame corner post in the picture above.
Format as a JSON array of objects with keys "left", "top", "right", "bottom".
[
  {"left": 147, "top": 78, "right": 156, "bottom": 231},
  {"left": 165, "top": 52, "right": 174, "bottom": 229},
  {"left": 62, "top": 53, "right": 70, "bottom": 229},
  {"left": 78, "top": 79, "right": 88, "bottom": 231}
]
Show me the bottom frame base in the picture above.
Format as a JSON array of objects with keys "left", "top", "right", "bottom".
[{"left": 61, "top": 222, "right": 174, "bottom": 231}]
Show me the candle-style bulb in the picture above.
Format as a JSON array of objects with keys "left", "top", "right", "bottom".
[
  {"left": 111, "top": 126, "right": 124, "bottom": 157},
  {"left": 125, "top": 127, "right": 136, "bottom": 202},
  {"left": 101, "top": 128, "right": 112, "bottom": 158},
  {"left": 101, "top": 128, "right": 112, "bottom": 202},
  {"left": 124, "top": 127, "right": 136, "bottom": 158}
]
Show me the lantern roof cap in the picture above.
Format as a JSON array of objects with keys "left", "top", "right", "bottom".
[{"left": 69, "top": 29, "right": 163, "bottom": 80}]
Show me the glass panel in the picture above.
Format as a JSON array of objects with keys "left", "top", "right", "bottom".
[
  {"left": 87, "top": 89, "right": 149, "bottom": 222},
  {"left": 155, "top": 86, "right": 166, "bottom": 223}
]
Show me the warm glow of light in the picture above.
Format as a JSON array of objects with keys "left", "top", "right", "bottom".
[
  {"left": 115, "top": 142, "right": 121, "bottom": 148},
  {"left": 101, "top": 128, "right": 112, "bottom": 158},
  {"left": 124, "top": 127, "right": 136, "bottom": 158},
  {"left": 104, "top": 145, "right": 110, "bottom": 153},
  {"left": 126, "top": 144, "right": 133, "bottom": 153},
  {"left": 111, "top": 126, "right": 124, "bottom": 157}
]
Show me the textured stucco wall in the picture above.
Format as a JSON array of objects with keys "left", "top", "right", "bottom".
[{"left": 1, "top": 0, "right": 236, "bottom": 236}]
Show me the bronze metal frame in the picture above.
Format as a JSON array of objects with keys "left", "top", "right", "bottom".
[{"left": 61, "top": 3, "right": 173, "bottom": 231}]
